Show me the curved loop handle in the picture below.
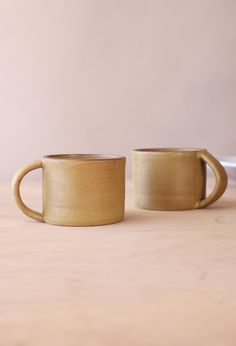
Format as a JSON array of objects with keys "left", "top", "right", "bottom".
[
  {"left": 195, "top": 151, "right": 228, "bottom": 208},
  {"left": 12, "top": 160, "right": 44, "bottom": 222}
]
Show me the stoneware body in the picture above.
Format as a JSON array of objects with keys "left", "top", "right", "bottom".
[
  {"left": 132, "top": 148, "right": 228, "bottom": 211},
  {"left": 12, "top": 154, "right": 126, "bottom": 226}
]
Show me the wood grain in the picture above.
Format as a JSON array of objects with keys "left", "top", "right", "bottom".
[{"left": 1, "top": 179, "right": 236, "bottom": 346}]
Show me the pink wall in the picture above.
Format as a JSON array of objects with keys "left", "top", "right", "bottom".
[{"left": 1, "top": 0, "right": 236, "bottom": 179}]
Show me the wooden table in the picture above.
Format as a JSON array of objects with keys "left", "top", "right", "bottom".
[{"left": 1, "top": 179, "right": 236, "bottom": 346}]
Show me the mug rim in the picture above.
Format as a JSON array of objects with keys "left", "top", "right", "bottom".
[
  {"left": 43, "top": 154, "right": 125, "bottom": 161},
  {"left": 132, "top": 147, "right": 207, "bottom": 153}
]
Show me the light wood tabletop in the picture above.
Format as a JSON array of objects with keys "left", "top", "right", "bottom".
[{"left": 1, "top": 179, "right": 236, "bottom": 346}]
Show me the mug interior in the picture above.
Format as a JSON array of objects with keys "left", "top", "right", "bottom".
[
  {"left": 43, "top": 154, "right": 125, "bottom": 161},
  {"left": 133, "top": 148, "right": 206, "bottom": 153}
]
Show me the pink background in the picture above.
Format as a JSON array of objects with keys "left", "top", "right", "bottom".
[{"left": 1, "top": 0, "right": 236, "bottom": 179}]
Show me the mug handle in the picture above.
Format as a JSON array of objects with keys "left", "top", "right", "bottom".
[
  {"left": 12, "top": 160, "right": 44, "bottom": 222},
  {"left": 195, "top": 151, "right": 228, "bottom": 208}
]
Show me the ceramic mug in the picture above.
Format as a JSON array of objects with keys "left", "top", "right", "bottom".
[
  {"left": 12, "top": 154, "right": 126, "bottom": 226},
  {"left": 132, "top": 148, "right": 228, "bottom": 211}
]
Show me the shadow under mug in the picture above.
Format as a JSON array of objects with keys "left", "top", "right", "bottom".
[
  {"left": 12, "top": 154, "right": 126, "bottom": 226},
  {"left": 132, "top": 148, "right": 228, "bottom": 211}
]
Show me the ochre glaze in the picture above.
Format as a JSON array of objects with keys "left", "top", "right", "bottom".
[
  {"left": 132, "top": 148, "right": 228, "bottom": 211},
  {"left": 12, "top": 154, "right": 126, "bottom": 226}
]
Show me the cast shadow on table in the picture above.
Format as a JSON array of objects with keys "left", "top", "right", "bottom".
[
  {"left": 122, "top": 199, "right": 235, "bottom": 224},
  {"left": 201, "top": 198, "right": 235, "bottom": 210},
  {"left": 23, "top": 198, "right": 234, "bottom": 228},
  {"left": 25, "top": 213, "right": 162, "bottom": 228}
]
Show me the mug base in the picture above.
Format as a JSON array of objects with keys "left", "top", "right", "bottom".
[
  {"left": 135, "top": 203, "right": 197, "bottom": 211},
  {"left": 43, "top": 216, "right": 124, "bottom": 227}
]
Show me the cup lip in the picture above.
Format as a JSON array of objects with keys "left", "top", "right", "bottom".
[
  {"left": 132, "top": 147, "right": 207, "bottom": 153},
  {"left": 43, "top": 154, "right": 126, "bottom": 161}
]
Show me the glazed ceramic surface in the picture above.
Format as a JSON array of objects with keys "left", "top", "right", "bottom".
[
  {"left": 12, "top": 154, "right": 126, "bottom": 226},
  {"left": 132, "top": 148, "right": 228, "bottom": 211}
]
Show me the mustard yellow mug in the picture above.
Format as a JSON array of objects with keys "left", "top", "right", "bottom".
[
  {"left": 12, "top": 154, "right": 126, "bottom": 226},
  {"left": 132, "top": 148, "right": 228, "bottom": 211}
]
